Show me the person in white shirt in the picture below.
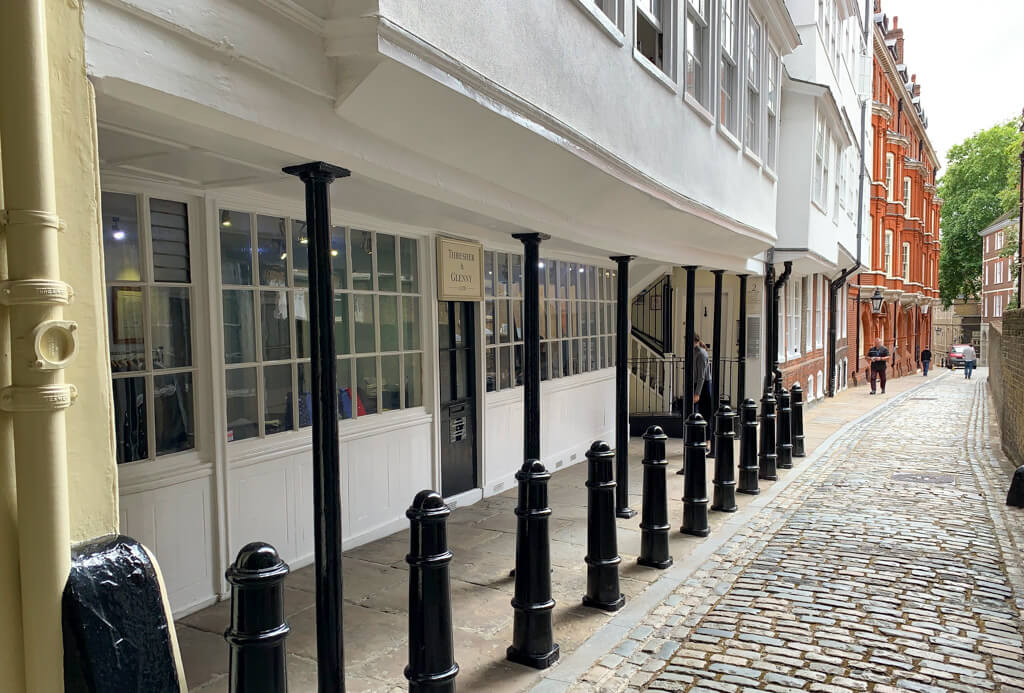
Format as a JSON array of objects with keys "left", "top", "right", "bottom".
[{"left": 962, "top": 344, "right": 977, "bottom": 380}]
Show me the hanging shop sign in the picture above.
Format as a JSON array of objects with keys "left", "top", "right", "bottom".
[{"left": 436, "top": 237, "right": 484, "bottom": 301}]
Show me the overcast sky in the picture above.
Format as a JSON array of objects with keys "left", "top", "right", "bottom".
[{"left": 877, "top": 0, "right": 1023, "bottom": 173}]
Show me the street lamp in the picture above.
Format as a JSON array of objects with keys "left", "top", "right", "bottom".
[{"left": 870, "top": 288, "right": 884, "bottom": 314}]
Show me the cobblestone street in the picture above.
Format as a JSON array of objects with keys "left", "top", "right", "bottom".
[{"left": 558, "top": 371, "right": 1024, "bottom": 693}]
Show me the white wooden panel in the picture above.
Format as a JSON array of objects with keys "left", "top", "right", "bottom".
[{"left": 231, "top": 460, "right": 293, "bottom": 559}]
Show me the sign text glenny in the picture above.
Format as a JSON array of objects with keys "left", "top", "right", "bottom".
[{"left": 436, "top": 237, "right": 484, "bottom": 301}]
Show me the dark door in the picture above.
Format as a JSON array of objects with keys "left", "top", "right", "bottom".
[{"left": 438, "top": 301, "right": 477, "bottom": 497}]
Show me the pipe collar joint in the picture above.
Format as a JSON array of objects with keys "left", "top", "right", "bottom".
[
  {"left": 0, "top": 208, "right": 65, "bottom": 232},
  {"left": 0, "top": 279, "right": 74, "bottom": 306},
  {"left": 0, "top": 384, "right": 78, "bottom": 412}
]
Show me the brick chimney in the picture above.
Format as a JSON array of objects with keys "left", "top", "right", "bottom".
[
  {"left": 886, "top": 16, "right": 905, "bottom": 64},
  {"left": 911, "top": 74, "right": 921, "bottom": 98}
]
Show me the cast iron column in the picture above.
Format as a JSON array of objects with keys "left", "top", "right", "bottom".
[
  {"left": 736, "top": 399, "right": 759, "bottom": 495},
  {"left": 711, "top": 397, "right": 737, "bottom": 512},
  {"left": 405, "top": 491, "right": 458, "bottom": 693},
  {"left": 677, "top": 265, "right": 698, "bottom": 475},
  {"left": 508, "top": 460, "right": 559, "bottom": 669},
  {"left": 737, "top": 275, "right": 748, "bottom": 402},
  {"left": 583, "top": 441, "right": 625, "bottom": 611},
  {"left": 611, "top": 255, "right": 636, "bottom": 518},
  {"left": 758, "top": 387, "right": 778, "bottom": 481},
  {"left": 680, "top": 413, "right": 710, "bottom": 536},
  {"left": 283, "top": 161, "right": 350, "bottom": 693},
  {"left": 791, "top": 383, "right": 806, "bottom": 457},
  {"left": 637, "top": 425, "right": 672, "bottom": 569},
  {"left": 709, "top": 270, "right": 724, "bottom": 458},
  {"left": 513, "top": 233, "right": 549, "bottom": 461},
  {"left": 776, "top": 387, "right": 793, "bottom": 470},
  {"left": 225, "top": 542, "right": 290, "bottom": 693}
]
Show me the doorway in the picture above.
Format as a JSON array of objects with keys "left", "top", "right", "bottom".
[{"left": 438, "top": 301, "right": 478, "bottom": 497}]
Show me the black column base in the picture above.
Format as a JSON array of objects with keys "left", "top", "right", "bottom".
[
  {"left": 637, "top": 554, "right": 673, "bottom": 569},
  {"left": 507, "top": 643, "right": 560, "bottom": 670},
  {"left": 793, "top": 438, "right": 806, "bottom": 458},
  {"left": 737, "top": 486, "right": 761, "bottom": 496},
  {"left": 615, "top": 507, "right": 638, "bottom": 519},
  {"left": 711, "top": 482, "right": 738, "bottom": 512},
  {"left": 777, "top": 448, "right": 794, "bottom": 470},
  {"left": 406, "top": 664, "right": 458, "bottom": 693},
  {"left": 582, "top": 593, "right": 625, "bottom": 612}
]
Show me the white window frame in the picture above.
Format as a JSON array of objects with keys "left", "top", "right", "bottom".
[
  {"left": 789, "top": 282, "right": 802, "bottom": 357},
  {"left": 636, "top": 0, "right": 676, "bottom": 80},
  {"left": 996, "top": 231, "right": 1004, "bottom": 250},
  {"left": 996, "top": 293, "right": 1003, "bottom": 317},
  {"left": 885, "top": 153, "right": 895, "bottom": 201},
  {"left": 813, "top": 113, "right": 827, "bottom": 208},
  {"left": 840, "top": 284, "right": 848, "bottom": 339},
  {"left": 744, "top": 10, "right": 762, "bottom": 157},
  {"left": 765, "top": 42, "right": 780, "bottom": 171},
  {"left": 996, "top": 260, "right": 1003, "bottom": 285},
  {"left": 903, "top": 177, "right": 912, "bottom": 218},
  {"left": 838, "top": 148, "right": 847, "bottom": 213},
  {"left": 684, "top": 0, "right": 712, "bottom": 109},
  {"left": 901, "top": 241, "right": 911, "bottom": 282},
  {"left": 802, "top": 277, "right": 812, "bottom": 353},
  {"left": 884, "top": 230, "right": 894, "bottom": 276},
  {"left": 815, "top": 275, "right": 825, "bottom": 349},
  {"left": 832, "top": 139, "right": 841, "bottom": 221},
  {"left": 719, "top": 0, "right": 740, "bottom": 135}
]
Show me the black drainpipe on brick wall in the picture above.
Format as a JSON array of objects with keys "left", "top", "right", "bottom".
[{"left": 827, "top": 0, "right": 872, "bottom": 398}]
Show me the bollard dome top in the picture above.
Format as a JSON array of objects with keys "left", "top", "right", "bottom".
[
  {"left": 412, "top": 489, "right": 446, "bottom": 511},
  {"left": 790, "top": 382, "right": 803, "bottom": 392},
  {"left": 643, "top": 425, "right": 667, "bottom": 439},
  {"left": 234, "top": 542, "right": 284, "bottom": 572},
  {"left": 588, "top": 440, "right": 613, "bottom": 455},
  {"left": 519, "top": 459, "right": 549, "bottom": 475},
  {"left": 742, "top": 398, "right": 757, "bottom": 407}
]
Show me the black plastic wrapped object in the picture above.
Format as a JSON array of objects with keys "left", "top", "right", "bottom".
[
  {"left": 63, "top": 535, "right": 183, "bottom": 693},
  {"left": 583, "top": 441, "right": 625, "bottom": 611},
  {"left": 638, "top": 425, "right": 673, "bottom": 569},
  {"left": 791, "top": 383, "right": 806, "bottom": 457},
  {"left": 405, "top": 490, "right": 458, "bottom": 693},
  {"left": 737, "top": 398, "right": 760, "bottom": 495},
  {"left": 1007, "top": 466, "right": 1024, "bottom": 507},
  {"left": 776, "top": 386, "right": 794, "bottom": 470},
  {"left": 507, "top": 459, "right": 560, "bottom": 669},
  {"left": 758, "top": 385, "right": 778, "bottom": 481},
  {"left": 711, "top": 397, "right": 738, "bottom": 512},
  {"left": 225, "top": 542, "right": 291, "bottom": 693},
  {"left": 680, "top": 414, "right": 710, "bottom": 537}
]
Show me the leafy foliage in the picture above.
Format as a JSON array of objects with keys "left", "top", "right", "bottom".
[
  {"left": 999, "top": 223, "right": 1020, "bottom": 309},
  {"left": 938, "top": 120, "right": 1022, "bottom": 307}
]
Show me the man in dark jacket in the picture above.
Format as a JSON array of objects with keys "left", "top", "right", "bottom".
[
  {"left": 920, "top": 345, "right": 932, "bottom": 376},
  {"left": 867, "top": 338, "right": 890, "bottom": 394}
]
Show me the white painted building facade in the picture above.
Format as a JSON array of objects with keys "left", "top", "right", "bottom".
[{"left": 84, "top": 0, "right": 798, "bottom": 615}]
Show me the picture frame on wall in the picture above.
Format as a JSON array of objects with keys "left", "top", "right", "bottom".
[{"left": 111, "top": 286, "right": 144, "bottom": 344}]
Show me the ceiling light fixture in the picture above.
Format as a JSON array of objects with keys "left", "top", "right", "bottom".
[
  {"left": 220, "top": 210, "right": 232, "bottom": 227},
  {"left": 111, "top": 216, "right": 125, "bottom": 241}
]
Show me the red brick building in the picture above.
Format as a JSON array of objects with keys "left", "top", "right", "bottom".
[
  {"left": 849, "top": 5, "right": 941, "bottom": 383},
  {"left": 981, "top": 212, "right": 1018, "bottom": 328}
]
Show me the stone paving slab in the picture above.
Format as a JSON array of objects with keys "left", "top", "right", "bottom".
[{"left": 551, "top": 370, "right": 1024, "bottom": 693}]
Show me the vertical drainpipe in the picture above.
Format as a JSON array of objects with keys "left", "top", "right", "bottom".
[{"left": 0, "top": 1, "right": 76, "bottom": 691}]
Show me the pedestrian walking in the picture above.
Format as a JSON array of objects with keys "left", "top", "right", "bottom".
[
  {"left": 692, "top": 335, "right": 713, "bottom": 450},
  {"left": 962, "top": 343, "right": 977, "bottom": 379},
  {"left": 867, "top": 338, "right": 890, "bottom": 394},
  {"left": 920, "top": 345, "right": 932, "bottom": 376}
]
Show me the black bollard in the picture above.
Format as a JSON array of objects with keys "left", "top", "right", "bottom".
[
  {"left": 638, "top": 426, "right": 673, "bottom": 569},
  {"left": 1008, "top": 466, "right": 1024, "bottom": 507},
  {"left": 737, "top": 399, "right": 760, "bottom": 495},
  {"left": 406, "top": 491, "right": 458, "bottom": 693},
  {"left": 225, "top": 542, "right": 290, "bottom": 693},
  {"left": 758, "top": 385, "right": 778, "bottom": 481},
  {"left": 507, "top": 459, "right": 560, "bottom": 669},
  {"left": 791, "top": 383, "right": 806, "bottom": 457},
  {"left": 583, "top": 441, "right": 625, "bottom": 611},
  {"left": 776, "top": 386, "right": 794, "bottom": 470},
  {"left": 711, "top": 396, "right": 738, "bottom": 512},
  {"left": 680, "top": 413, "right": 710, "bottom": 537}
]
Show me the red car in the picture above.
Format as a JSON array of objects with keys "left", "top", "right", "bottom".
[{"left": 946, "top": 345, "right": 970, "bottom": 369}]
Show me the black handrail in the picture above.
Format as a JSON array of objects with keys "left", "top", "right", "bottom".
[{"left": 630, "top": 275, "right": 672, "bottom": 355}]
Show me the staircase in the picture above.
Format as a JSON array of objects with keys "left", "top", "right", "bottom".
[{"left": 627, "top": 274, "right": 684, "bottom": 436}]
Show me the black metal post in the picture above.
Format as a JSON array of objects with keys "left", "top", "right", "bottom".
[
  {"left": 771, "top": 262, "right": 793, "bottom": 392},
  {"left": 709, "top": 270, "right": 724, "bottom": 458},
  {"left": 583, "top": 441, "right": 625, "bottom": 611},
  {"left": 758, "top": 387, "right": 778, "bottom": 481},
  {"left": 611, "top": 255, "right": 636, "bottom": 518},
  {"left": 737, "top": 274, "right": 748, "bottom": 402},
  {"left": 711, "top": 396, "right": 737, "bottom": 512},
  {"left": 225, "top": 542, "right": 290, "bottom": 693},
  {"left": 677, "top": 266, "right": 697, "bottom": 475},
  {"left": 405, "top": 491, "right": 458, "bottom": 693},
  {"left": 763, "top": 262, "right": 775, "bottom": 388},
  {"left": 283, "top": 161, "right": 349, "bottom": 693},
  {"left": 507, "top": 460, "right": 559, "bottom": 669},
  {"left": 776, "top": 386, "right": 793, "bottom": 470},
  {"left": 791, "top": 383, "right": 806, "bottom": 457},
  {"left": 737, "top": 399, "right": 759, "bottom": 495},
  {"left": 513, "top": 234, "right": 549, "bottom": 461},
  {"left": 638, "top": 425, "right": 672, "bottom": 569},
  {"left": 680, "top": 413, "right": 710, "bottom": 536}
]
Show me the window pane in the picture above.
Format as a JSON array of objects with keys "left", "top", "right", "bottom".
[
  {"left": 112, "top": 376, "right": 147, "bottom": 463},
  {"left": 103, "top": 192, "right": 142, "bottom": 282},
  {"left": 223, "top": 290, "right": 256, "bottom": 364},
  {"left": 337, "top": 358, "right": 355, "bottom": 419},
  {"left": 264, "top": 364, "right": 293, "bottom": 435},
  {"left": 331, "top": 226, "right": 348, "bottom": 290},
  {"left": 561, "top": 341, "right": 570, "bottom": 377},
  {"left": 151, "top": 287, "right": 192, "bottom": 369},
  {"left": 292, "top": 220, "right": 309, "bottom": 287},
  {"left": 150, "top": 198, "right": 190, "bottom": 283},
  {"left": 438, "top": 302, "right": 451, "bottom": 350},
  {"left": 219, "top": 211, "right": 252, "bottom": 285},
  {"left": 353, "top": 294, "right": 376, "bottom": 353},
  {"left": 226, "top": 367, "right": 259, "bottom": 442},
  {"left": 496, "top": 252, "right": 509, "bottom": 297},
  {"left": 499, "top": 345, "right": 512, "bottom": 389},
  {"left": 109, "top": 286, "right": 146, "bottom": 373},
  {"left": 257, "top": 215, "right": 288, "bottom": 287},
  {"left": 404, "top": 353, "right": 422, "bottom": 408},
  {"left": 591, "top": 337, "right": 599, "bottom": 371},
  {"left": 512, "top": 299, "right": 522, "bottom": 342},
  {"left": 154, "top": 372, "right": 195, "bottom": 455},
  {"left": 261, "top": 290, "right": 291, "bottom": 361},
  {"left": 581, "top": 339, "right": 590, "bottom": 373},
  {"left": 400, "top": 237, "right": 419, "bottom": 294},
  {"left": 456, "top": 349, "right": 469, "bottom": 400},
  {"left": 539, "top": 298, "right": 547, "bottom": 340},
  {"left": 334, "top": 293, "right": 350, "bottom": 355},
  {"left": 498, "top": 299, "right": 510, "bottom": 344},
  {"left": 379, "top": 295, "right": 399, "bottom": 352},
  {"left": 351, "top": 230, "right": 375, "bottom": 290},
  {"left": 510, "top": 254, "right": 522, "bottom": 298},
  {"left": 356, "top": 356, "right": 378, "bottom": 415},
  {"left": 381, "top": 355, "right": 400, "bottom": 412},
  {"left": 514, "top": 345, "right": 524, "bottom": 386},
  {"left": 486, "top": 348, "right": 496, "bottom": 392},
  {"left": 376, "top": 233, "right": 397, "bottom": 292},
  {"left": 540, "top": 342, "right": 550, "bottom": 382},
  {"left": 402, "top": 296, "right": 421, "bottom": 350},
  {"left": 295, "top": 290, "right": 311, "bottom": 359},
  {"left": 546, "top": 300, "right": 558, "bottom": 340},
  {"left": 484, "top": 301, "right": 495, "bottom": 346},
  {"left": 297, "top": 363, "right": 313, "bottom": 428},
  {"left": 484, "top": 251, "right": 495, "bottom": 298}
]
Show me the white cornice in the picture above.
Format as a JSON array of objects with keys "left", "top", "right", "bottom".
[
  {"left": 253, "top": 0, "right": 325, "bottom": 35},
  {"left": 752, "top": 0, "right": 802, "bottom": 53},
  {"left": 872, "top": 100, "right": 893, "bottom": 120}
]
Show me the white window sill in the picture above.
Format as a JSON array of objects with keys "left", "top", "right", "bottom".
[
  {"left": 743, "top": 148, "right": 763, "bottom": 169},
  {"left": 718, "top": 122, "right": 742, "bottom": 151},
  {"left": 633, "top": 47, "right": 678, "bottom": 93},
  {"left": 568, "top": 0, "right": 625, "bottom": 45},
  {"left": 683, "top": 92, "right": 715, "bottom": 126},
  {"left": 762, "top": 165, "right": 778, "bottom": 183},
  {"left": 811, "top": 199, "right": 828, "bottom": 216}
]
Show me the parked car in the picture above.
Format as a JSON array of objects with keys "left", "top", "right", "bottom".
[{"left": 947, "top": 345, "right": 970, "bottom": 369}]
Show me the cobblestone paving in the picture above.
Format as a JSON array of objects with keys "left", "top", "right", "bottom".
[{"left": 571, "top": 373, "right": 1024, "bottom": 692}]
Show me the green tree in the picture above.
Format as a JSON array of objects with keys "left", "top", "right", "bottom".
[{"left": 938, "top": 120, "right": 1022, "bottom": 307}]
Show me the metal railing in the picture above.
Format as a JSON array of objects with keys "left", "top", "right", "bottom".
[
  {"left": 630, "top": 275, "right": 672, "bottom": 355},
  {"left": 629, "top": 338, "right": 741, "bottom": 414}
]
